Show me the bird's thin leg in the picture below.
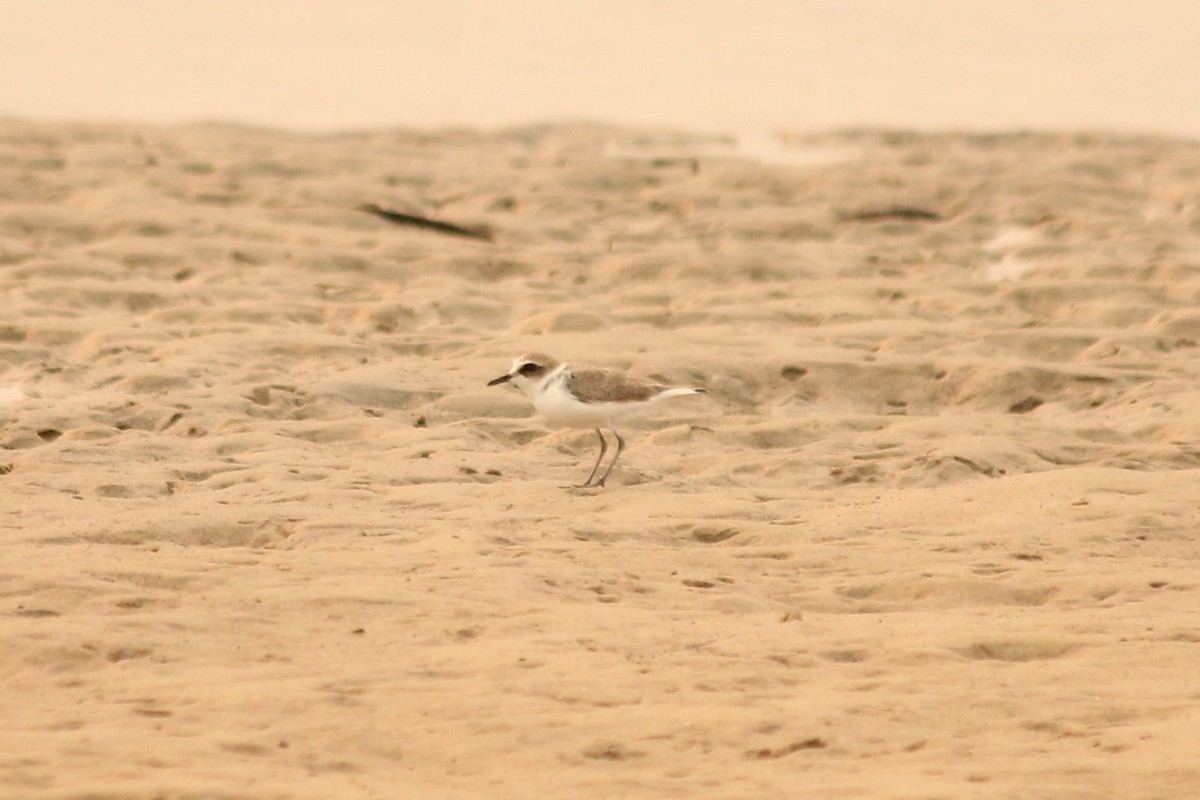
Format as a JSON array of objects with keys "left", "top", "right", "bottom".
[
  {"left": 593, "top": 428, "right": 625, "bottom": 488},
  {"left": 576, "top": 428, "right": 608, "bottom": 488}
]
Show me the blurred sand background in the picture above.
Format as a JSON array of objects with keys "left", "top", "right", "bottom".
[{"left": 3, "top": 3, "right": 1200, "bottom": 799}]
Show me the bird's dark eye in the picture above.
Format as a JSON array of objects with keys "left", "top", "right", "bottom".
[{"left": 518, "top": 362, "right": 540, "bottom": 375}]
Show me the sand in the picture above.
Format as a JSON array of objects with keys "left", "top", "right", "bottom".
[{"left": 1, "top": 118, "right": 1199, "bottom": 799}]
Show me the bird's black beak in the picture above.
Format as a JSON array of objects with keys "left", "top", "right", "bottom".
[{"left": 487, "top": 374, "right": 512, "bottom": 387}]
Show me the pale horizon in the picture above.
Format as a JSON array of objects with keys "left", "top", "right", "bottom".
[{"left": 3, "top": 0, "right": 1199, "bottom": 138}]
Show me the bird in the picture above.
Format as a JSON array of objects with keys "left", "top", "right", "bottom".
[{"left": 487, "top": 352, "right": 706, "bottom": 488}]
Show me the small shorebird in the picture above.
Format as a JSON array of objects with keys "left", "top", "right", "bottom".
[{"left": 488, "top": 353, "right": 706, "bottom": 488}]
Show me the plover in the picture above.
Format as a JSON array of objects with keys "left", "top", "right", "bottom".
[{"left": 488, "top": 353, "right": 706, "bottom": 488}]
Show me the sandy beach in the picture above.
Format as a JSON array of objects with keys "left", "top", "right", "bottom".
[{"left": 2, "top": 118, "right": 1199, "bottom": 798}]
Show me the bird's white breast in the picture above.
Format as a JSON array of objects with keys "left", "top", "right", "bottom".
[{"left": 532, "top": 377, "right": 609, "bottom": 427}]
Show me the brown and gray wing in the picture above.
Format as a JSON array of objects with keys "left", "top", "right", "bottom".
[{"left": 566, "top": 369, "right": 665, "bottom": 404}]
